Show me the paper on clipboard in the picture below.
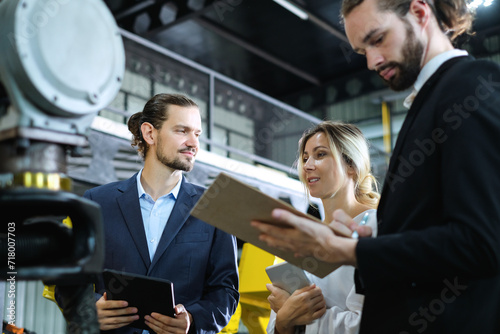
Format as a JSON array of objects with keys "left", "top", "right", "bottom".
[{"left": 190, "top": 172, "right": 339, "bottom": 278}]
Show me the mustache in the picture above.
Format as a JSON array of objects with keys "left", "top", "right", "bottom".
[
  {"left": 377, "top": 61, "right": 400, "bottom": 75},
  {"left": 179, "top": 147, "right": 196, "bottom": 154}
]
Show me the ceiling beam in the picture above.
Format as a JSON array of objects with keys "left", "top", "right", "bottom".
[
  {"left": 194, "top": 17, "right": 322, "bottom": 86},
  {"left": 308, "top": 14, "right": 349, "bottom": 44},
  {"left": 114, "top": 0, "right": 156, "bottom": 21},
  {"left": 142, "top": 2, "right": 216, "bottom": 38},
  {"left": 278, "top": 0, "right": 349, "bottom": 43}
]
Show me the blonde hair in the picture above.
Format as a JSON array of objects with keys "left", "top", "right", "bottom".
[{"left": 297, "top": 121, "right": 380, "bottom": 209}]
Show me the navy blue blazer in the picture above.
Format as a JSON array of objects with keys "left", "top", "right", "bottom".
[{"left": 84, "top": 174, "right": 239, "bottom": 334}]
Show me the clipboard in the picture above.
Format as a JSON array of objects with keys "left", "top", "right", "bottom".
[
  {"left": 190, "top": 172, "right": 339, "bottom": 278},
  {"left": 103, "top": 269, "right": 175, "bottom": 331}
]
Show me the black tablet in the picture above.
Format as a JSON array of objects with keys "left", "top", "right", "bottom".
[{"left": 103, "top": 269, "right": 175, "bottom": 331}]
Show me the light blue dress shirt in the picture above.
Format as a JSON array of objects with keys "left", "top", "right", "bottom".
[
  {"left": 136, "top": 169, "right": 181, "bottom": 334},
  {"left": 136, "top": 169, "right": 181, "bottom": 261}
]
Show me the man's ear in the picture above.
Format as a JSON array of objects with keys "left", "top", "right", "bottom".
[
  {"left": 409, "top": 0, "right": 431, "bottom": 27},
  {"left": 141, "top": 122, "right": 156, "bottom": 146}
]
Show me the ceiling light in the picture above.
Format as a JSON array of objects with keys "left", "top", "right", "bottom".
[
  {"left": 468, "top": 0, "right": 495, "bottom": 9},
  {"left": 273, "top": 0, "right": 308, "bottom": 20}
]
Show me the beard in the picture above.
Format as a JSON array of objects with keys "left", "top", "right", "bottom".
[
  {"left": 379, "top": 24, "right": 424, "bottom": 91},
  {"left": 156, "top": 137, "right": 195, "bottom": 172}
]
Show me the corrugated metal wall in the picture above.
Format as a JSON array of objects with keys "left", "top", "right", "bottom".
[{"left": 3, "top": 281, "right": 67, "bottom": 334}]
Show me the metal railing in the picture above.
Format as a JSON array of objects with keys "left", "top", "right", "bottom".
[{"left": 99, "top": 29, "right": 324, "bottom": 177}]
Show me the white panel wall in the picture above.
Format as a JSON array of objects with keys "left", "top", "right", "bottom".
[{"left": 3, "top": 281, "right": 67, "bottom": 334}]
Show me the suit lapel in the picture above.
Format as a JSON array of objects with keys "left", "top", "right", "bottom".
[
  {"left": 116, "top": 175, "right": 151, "bottom": 269},
  {"left": 148, "top": 177, "right": 196, "bottom": 273},
  {"left": 378, "top": 56, "right": 471, "bottom": 214},
  {"left": 378, "top": 83, "right": 434, "bottom": 212}
]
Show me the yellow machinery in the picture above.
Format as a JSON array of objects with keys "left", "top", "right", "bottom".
[{"left": 220, "top": 243, "right": 276, "bottom": 334}]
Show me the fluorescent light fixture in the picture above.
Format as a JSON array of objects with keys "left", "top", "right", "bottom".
[
  {"left": 468, "top": 0, "right": 495, "bottom": 8},
  {"left": 273, "top": 0, "right": 309, "bottom": 20},
  {"left": 468, "top": 0, "right": 482, "bottom": 8}
]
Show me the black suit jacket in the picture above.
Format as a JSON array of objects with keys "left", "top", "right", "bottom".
[
  {"left": 356, "top": 56, "right": 500, "bottom": 333},
  {"left": 84, "top": 174, "right": 239, "bottom": 334}
]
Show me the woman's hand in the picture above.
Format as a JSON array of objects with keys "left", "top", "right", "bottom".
[
  {"left": 266, "top": 284, "right": 290, "bottom": 313},
  {"left": 274, "top": 284, "right": 326, "bottom": 334}
]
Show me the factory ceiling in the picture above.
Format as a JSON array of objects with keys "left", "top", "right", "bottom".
[{"left": 104, "top": 0, "right": 500, "bottom": 115}]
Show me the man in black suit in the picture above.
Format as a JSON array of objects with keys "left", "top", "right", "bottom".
[{"left": 252, "top": 0, "right": 500, "bottom": 332}]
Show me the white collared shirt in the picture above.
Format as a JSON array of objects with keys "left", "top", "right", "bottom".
[
  {"left": 404, "top": 49, "right": 469, "bottom": 109},
  {"left": 266, "top": 209, "right": 378, "bottom": 334},
  {"left": 136, "top": 169, "right": 182, "bottom": 261}
]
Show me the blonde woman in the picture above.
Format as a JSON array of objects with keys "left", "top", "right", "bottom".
[{"left": 266, "top": 121, "right": 379, "bottom": 334}]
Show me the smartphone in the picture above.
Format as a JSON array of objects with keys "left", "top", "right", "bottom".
[{"left": 265, "top": 262, "right": 311, "bottom": 294}]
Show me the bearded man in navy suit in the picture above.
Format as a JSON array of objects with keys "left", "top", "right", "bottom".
[{"left": 85, "top": 93, "right": 239, "bottom": 334}]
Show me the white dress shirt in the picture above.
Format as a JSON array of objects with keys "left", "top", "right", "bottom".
[
  {"left": 266, "top": 209, "right": 378, "bottom": 334},
  {"left": 403, "top": 49, "right": 469, "bottom": 109}
]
